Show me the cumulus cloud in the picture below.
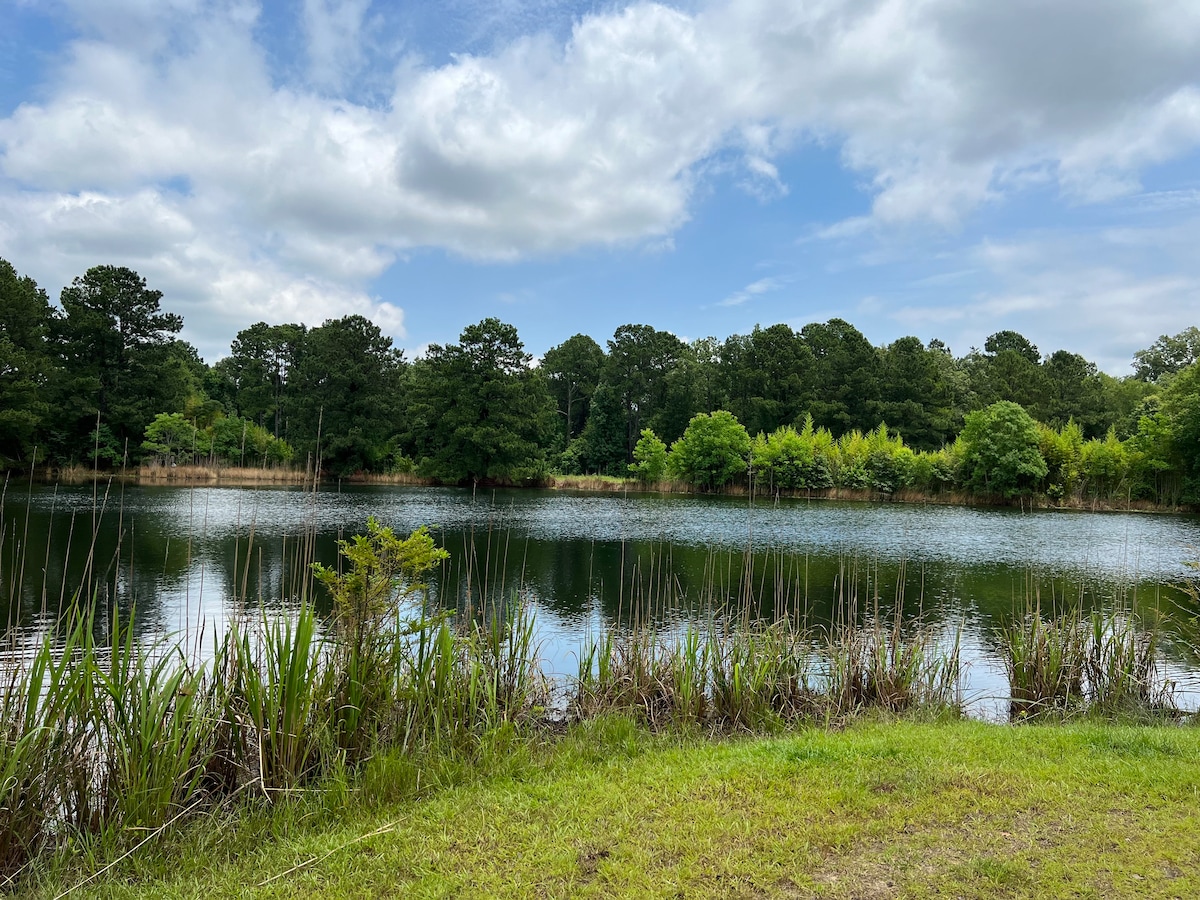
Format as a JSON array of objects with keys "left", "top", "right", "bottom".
[
  {"left": 886, "top": 221, "right": 1200, "bottom": 373},
  {"left": 1, "top": 0, "right": 1199, "bottom": 356}
]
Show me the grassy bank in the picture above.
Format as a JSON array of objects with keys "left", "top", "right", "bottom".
[{"left": 30, "top": 717, "right": 1200, "bottom": 899}]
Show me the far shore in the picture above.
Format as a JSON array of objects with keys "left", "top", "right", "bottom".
[{"left": 14, "top": 463, "right": 1193, "bottom": 515}]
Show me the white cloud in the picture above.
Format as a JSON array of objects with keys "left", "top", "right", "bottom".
[
  {"left": 2, "top": 0, "right": 1200, "bottom": 356},
  {"left": 303, "top": 0, "right": 373, "bottom": 90},
  {"left": 886, "top": 221, "right": 1200, "bottom": 372},
  {"left": 717, "top": 276, "right": 784, "bottom": 307}
]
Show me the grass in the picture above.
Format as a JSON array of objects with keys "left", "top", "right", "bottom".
[
  {"left": 999, "top": 603, "right": 1173, "bottom": 720},
  {"left": 24, "top": 716, "right": 1200, "bottom": 899},
  {"left": 0, "top": 509, "right": 1190, "bottom": 895}
]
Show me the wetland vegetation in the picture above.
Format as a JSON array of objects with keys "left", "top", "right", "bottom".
[
  {"left": 0, "top": 487, "right": 1196, "bottom": 895},
  {"left": 4, "top": 258, "right": 1200, "bottom": 511}
]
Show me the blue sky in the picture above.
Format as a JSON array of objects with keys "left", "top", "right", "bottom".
[{"left": 2, "top": 0, "right": 1200, "bottom": 373}]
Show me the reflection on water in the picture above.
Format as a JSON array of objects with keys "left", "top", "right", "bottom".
[{"left": 3, "top": 482, "right": 1199, "bottom": 716}]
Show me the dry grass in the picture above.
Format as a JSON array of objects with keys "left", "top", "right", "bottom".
[
  {"left": 136, "top": 464, "right": 311, "bottom": 485},
  {"left": 341, "top": 471, "right": 435, "bottom": 486}
]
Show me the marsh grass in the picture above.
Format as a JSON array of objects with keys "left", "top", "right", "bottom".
[
  {"left": 1000, "top": 601, "right": 1174, "bottom": 721},
  {"left": 0, "top": 553, "right": 548, "bottom": 885},
  {"left": 573, "top": 612, "right": 959, "bottom": 731}
]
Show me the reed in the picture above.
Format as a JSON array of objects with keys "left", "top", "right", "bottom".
[
  {"left": 998, "top": 603, "right": 1173, "bottom": 720},
  {"left": 1000, "top": 606, "right": 1085, "bottom": 719},
  {"left": 824, "top": 613, "right": 961, "bottom": 716},
  {"left": 573, "top": 611, "right": 954, "bottom": 731}
]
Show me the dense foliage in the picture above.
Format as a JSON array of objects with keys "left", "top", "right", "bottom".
[{"left": 2, "top": 255, "right": 1199, "bottom": 503}]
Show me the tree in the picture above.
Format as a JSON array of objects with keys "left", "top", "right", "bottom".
[
  {"left": 605, "top": 324, "right": 685, "bottom": 459},
  {"left": 668, "top": 410, "right": 751, "bottom": 490},
  {"left": 718, "top": 324, "right": 813, "bottom": 437},
  {"left": 1040, "top": 350, "right": 1107, "bottom": 436},
  {"left": 0, "top": 259, "right": 60, "bottom": 466},
  {"left": 1132, "top": 327, "right": 1200, "bottom": 382},
  {"left": 798, "top": 318, "right": 881, "bottom": 433},
  {"left": 58, "top": 266, "right": 191, "bottom": 453},
  {"left": 629, "top": 428, "right": 668, "bottom": 482},
  {"left": 141, "top": 413, "right": 200, "bottom": 464},
  {"left": 410, "top": 318, "right": 554, "bottom": 482},
  {"left": 541, "top": 334, "right": 604, "bottom": 444},
  {"left": 214, "top": 322, "right": 306, "bottom": 437},
  {"left": 288, "top": 315, "right": 406, "bottom": 475},
  {"left": 575, "top": 381, "right": 628, "bottom": 476},
  {"left": 984, "top": 330, "right": 1040, "bottom": 365},
  {"left": 958, "top": 401, "right": 1048, "bottom": 498},
  {"left": 877, "top": 336, "right": 960, "bottom": 450}
]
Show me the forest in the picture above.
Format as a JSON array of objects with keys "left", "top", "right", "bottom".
[{"left": 2, "top": 257, "right": 1199, "bottom": 505}]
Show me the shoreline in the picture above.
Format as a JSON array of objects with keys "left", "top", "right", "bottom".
[{"left": 17, "top": 465, "right": 1194, "bottom": 515}]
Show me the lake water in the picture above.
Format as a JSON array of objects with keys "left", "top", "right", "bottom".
[{"left": 3, "top": 482, "right": 1200, "bottom": 717}]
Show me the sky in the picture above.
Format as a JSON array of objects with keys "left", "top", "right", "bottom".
[{"left": 1, "top": 0, "right": 1199, "bottom": 374}]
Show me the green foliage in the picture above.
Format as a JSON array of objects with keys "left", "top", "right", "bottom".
[
  {"left": 58, "top": 265, "right": 192, "bottom": 452},
  {"left": 1133, "top": 326, "right": 1200, "bottom": 382},
  {"left": 958, "top": 401, "right": 1048, "bottom": 498},
  {"left": 312, "top": 518, "right": 448, "bottom": 634},
  {"left": 605, "top": 324, "right": 686, "bottom": 456},
  {"left": 629, "top": 428, "right": 668, "bottom": 482},
  {"left": 141, "top": 412, "right": 200, "bottom": 463},
  {"left": 576, "top": 381, "right": 629, "bottom": 476},
  {"left": 0, "top": 259, "right": 59, "bottom": 466},
  {"left": 667, "top": 410, "right": 750, "bottom": 489},
  {"left": 1079, "top": 429, "right": 1128, "bottom": 499},
  {"left": 411, "top": 318, "right": 555, "bottom": 483},
  {"left": 288, "top": 315, "right": 406, "bottom": 475},
  {"left": 542, "top": 334, "right": 604, "bottom": 443}
]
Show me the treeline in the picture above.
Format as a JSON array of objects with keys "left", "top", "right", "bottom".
[{"left": 2, "top": 257, "right": 1199, "bottom": 504}]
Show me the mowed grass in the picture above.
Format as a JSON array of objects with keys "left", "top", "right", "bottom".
[{"left": 34, "top": 717, "right": 1200, "bottom": 900}]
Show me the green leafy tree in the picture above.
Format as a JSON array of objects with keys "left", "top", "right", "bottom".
[
  {"left": 797, "top": 318, "right": 881, "bottom": 433},
  {"left": 141, "top": 413, "right": 200, "bottom": 463},
  {"left": 1133, "top": 327, "right": 1200, "bottom": 383},
  {"left": 958, "top": 401, "right": 1048, "bottom": 498},
  {"left": 605, "top": 324, "right": 685, "bottom": 458},
  {"left": 984, "top": 330, "right": 1041, "bottom": 364},
  {"left": 1040, "top": 350, "right": 1109, "bottom": 436},
  {"left": 575, "top": 381, "right": 628, "bottom": 476},
  {"left": 541, "top": 334, "right": 604, "bottom": 444},
  {"left": 58, "top": 266, "right": 192, "bottom": 454},
  {"left": 213, "top": 322, "right": 306, "bottom": 438},
  {"left": 719, "top": 324, "right": 813, "bottom": 437},
  {"left": 0, "top": 259, "right": 61, "bottom": 466},
  {"left": 410, "top": 318, "right": 555, "bottom": 482},
  {"left": 652, "top": 338, "right": 722, "bottom": 444},
  {"left": 1079, "top": 430, "right": 1128, "bottom": 499},
  {"left": 877, "top": 336, "right": 960, "bottom": 450},
  {"left": 1160, "top": 360, "right": 1200, "bottom": 500},
  {"left": 288, "top": 316, "right": 405, "bottom": 474},
  {"left": 629, "top": 428, "right": 668, "bottom": 482},
  {"left": 667, "top": 410, "right": 751, "bottom": 489},
  {"left": 1126, "top": 405, "right": 1179, "bottom": 503}
]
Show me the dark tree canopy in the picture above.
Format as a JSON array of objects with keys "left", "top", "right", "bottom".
[
  {"left": 58, "top": 265, "right": 192, "bottom": 449},
  {"left": 0, "top": 260, "right": 59, "bottom": 465},
  {"left": 541, "top": 333, "right": 604, "bottom": 444},
  {"left": 984, "top": 330, "right": 1040, "bottom": 365},
  {"left": 288, "top": 315, "right": 406, "bottom": 474},
  {"left": 410, "top": 318, "right": 554, "bottom": 483}
]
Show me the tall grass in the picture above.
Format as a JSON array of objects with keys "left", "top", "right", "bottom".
[
  {"left": 573, "top": 608, "right": 959, "bottom": 731},
  {"left": 0, "top": 523, "right": 550, "bottom": 884},
  {"left": 999, "top": 602, "right": 1173, "bottom": 720}
]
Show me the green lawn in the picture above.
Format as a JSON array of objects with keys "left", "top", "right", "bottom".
[{"left": 38, "top": 718, "right": 1200, "bottom": 899}]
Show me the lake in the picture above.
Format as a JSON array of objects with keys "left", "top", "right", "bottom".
[{"left": 3, "top": 481, "right": 1199, "bottom": 717}]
